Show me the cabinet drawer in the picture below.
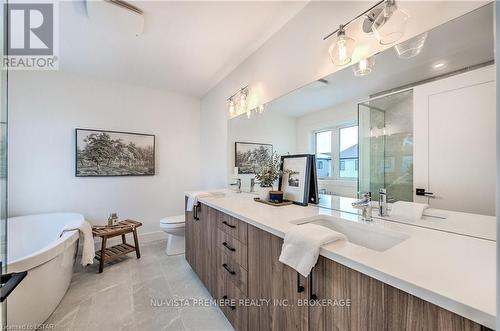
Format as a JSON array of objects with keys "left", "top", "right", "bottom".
[
  {"left": 216, "top": 275, "right": 247, "bottom": 331},
  {"left": 216, "top": 229, "right": 247, "bottom": 269},
  {"left": 217, "top": 248, "right": 247, "bottom": 295},
  {"left": 217, "top": 212, "right": 247, "bottom": 244}
]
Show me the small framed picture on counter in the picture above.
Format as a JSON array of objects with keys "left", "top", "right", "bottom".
[{"left": 279, "top": 154, "right": 312, "bottom": 206}]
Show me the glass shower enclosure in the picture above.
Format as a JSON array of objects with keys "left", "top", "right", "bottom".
[
  {"left": 358, "top": 89, "right": 414, "bottom": 203},
  {"left": 0, "top": 0, "right": 7, "bottom": 325}
]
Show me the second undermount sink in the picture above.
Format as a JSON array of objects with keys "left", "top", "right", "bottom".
[{"left": 292, "top": 215, "right": 410, "bottom": 252}]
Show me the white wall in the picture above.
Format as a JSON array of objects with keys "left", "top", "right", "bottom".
[
  {"left": 8, "top": 71, "right": 201, "bottom": 236},
  {"left": 295, "top": 101, "right": 358, "bottom": 154},
  {"left": 227, "top": 111, "right": 296, "bottom": 190},
  {"left": 200, "top": 1, "right": 486, "bottom": 189},
  {"left": 296, "top": 100, "right": 359, "bottom": 197}
]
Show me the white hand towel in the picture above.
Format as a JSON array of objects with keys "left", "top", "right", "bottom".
[
  {"left": 186, "top": 191, "right": 225, "bottom": 211},
  {"left": 279, "top": 223, "right": 347, "bottom": 277},
  {"left": 186, "top": 192, "right": 211, "bottom": 211},
  {"left": 60, "top": 219, "right": 95, "bottom": 266},
  {"left": 390, "top": 201, "right": 429, "bottom": 221}
]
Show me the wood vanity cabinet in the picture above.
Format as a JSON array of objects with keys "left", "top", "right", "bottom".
[
  {"left": 184, "top": 200, "right": 218, "bottom": 296},
  {"left": 309, "top": 256, "right": 486, "bottom": 331},
  {"left": 185, "top": 203, "right": 489, "bottom": 331},
  {"left": 184, "top": 197, "right": 195, "bottom": 269},
  {"left": 247, "top": 224, "right": 309, "bottom": 331}
]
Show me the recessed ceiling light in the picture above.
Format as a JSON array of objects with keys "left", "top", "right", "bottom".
[{"left": 433, "top": 62, "right": 446, "bottom": 69}]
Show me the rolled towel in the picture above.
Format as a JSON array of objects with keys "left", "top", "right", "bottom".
[
  {"left": 60, "top": 219, "right": 95, "bottom": 266},
  {"left": 279, "top": 223, "right": 347, "bottom": 277},
  {"left": 390, "top": 201, "right": 429, "bottom": 221}
]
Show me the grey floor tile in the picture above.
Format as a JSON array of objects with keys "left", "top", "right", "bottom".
[{"left": 45, "top": 239, "right": 234, "bottom": 331}]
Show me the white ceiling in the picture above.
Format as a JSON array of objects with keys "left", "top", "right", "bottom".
[
  {"left": 59, "top": 1, "right": 308, "bottom": 97},
  {"left": 266, "top": 3, "right": 494, "bottom": 117}
]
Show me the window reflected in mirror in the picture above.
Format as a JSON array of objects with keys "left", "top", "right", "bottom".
[
  {"left": 315, "top": 131, "right": 332, "bottom": 178},
  {"left": 339, "top": 126, "right": 358, "bottom": 179}
]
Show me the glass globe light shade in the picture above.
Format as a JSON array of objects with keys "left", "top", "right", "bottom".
[
  {"left": 353, "top": 57, "right": 375, "bottom": 76},
  {"left": 372, "top": 1, "right": 409, "bottom": 45},
  {"left": 328, "top": 30, "right": 355, "bottom": 66}
]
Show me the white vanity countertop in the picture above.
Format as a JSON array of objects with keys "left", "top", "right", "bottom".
[{"left": 189, "top": 190, "right": 496, "bottom": 329}]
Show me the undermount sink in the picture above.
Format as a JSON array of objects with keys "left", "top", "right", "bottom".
[{"left": 292, "top": 215, "right": 410, "bottom": 252}]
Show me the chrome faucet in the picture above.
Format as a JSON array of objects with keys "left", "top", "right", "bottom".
[
  {"left": 250, "top": 178, "right": 256, "bottom": 193},
  {"left": 230, "top": 178, "right": 242, "bottom": 193},
  {"left": 378, "top": 188, "right": 388, "bottom": 217},
  {"left": 352, "top": 192, "right": 373, "bottom": 221}
]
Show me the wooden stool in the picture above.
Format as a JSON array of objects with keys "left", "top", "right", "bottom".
[{"left": 92, "top": 220, "right": 142, "bottom": 273}]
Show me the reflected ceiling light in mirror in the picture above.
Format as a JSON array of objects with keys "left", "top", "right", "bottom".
[
  {"left": 353, "top": 56, "right": 375, "bottom": 76},
  {"left": 328, "top": 25, "right": 355, "bottom": 66},
  {"left": 394, "top": 32, "right": 428, "bottom": 59},
  {"left": 433, "top": 61, "right": 446, "bottom": 70},
  {"left": 372, "top": 0, "right": 409, "bottom": 45}
]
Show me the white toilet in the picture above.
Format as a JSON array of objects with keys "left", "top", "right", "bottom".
[{"left": 160, "top": 215, "right": 186, "bottom": 255}]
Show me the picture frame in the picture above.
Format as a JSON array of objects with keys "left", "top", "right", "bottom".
[
  {"left": 278, "top": 154, "right": 312, "bottom": 206},
  {"left": 235, "top": 142, "right": 273, "bottom": 174},
  {"left": 75, "top": 128, "right": 155, "bottom": 177},
  {"left": 308, "top": 155, "right": 319, "bottom": 204}
]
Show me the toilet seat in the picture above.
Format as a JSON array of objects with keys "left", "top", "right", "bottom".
[
  {"left": 160, "top": 215, "right": 185, "bottom": 225},
  {"left": 160, "top": 222, "right": 184, "bottom": 229}
]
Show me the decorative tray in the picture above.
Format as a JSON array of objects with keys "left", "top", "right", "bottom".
[{"left": 254, "top": 197, "right": 293, "bottom": 207}]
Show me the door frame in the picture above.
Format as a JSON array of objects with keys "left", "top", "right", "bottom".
[{"left": 413, "top": 65, "right": 495, "bottom": 204}]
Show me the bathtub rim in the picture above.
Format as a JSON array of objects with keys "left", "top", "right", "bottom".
[{"left": 7, "top": 213, "right": 83, "bottom": 272}]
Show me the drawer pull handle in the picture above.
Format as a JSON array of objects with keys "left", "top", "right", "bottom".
[
  {"left": 222, "top": 263, "right": 236, "bottom": 275},
  {"left": 310, "top": 265, "right": 318, "bottom": 300},
  {"left": 222, "top": 221, "right": 236, "bottom": 229},
  {"left": 297, "top": 272, "right": 304, "bottom": 293},
  {"left": 193, "top": 203, "right": 201, "bottom": 221},
  {"left": 222, "top": 296, "right": 236, "bottom": 310},
  {"left": 222, "top": 242, "right": 236, "bottom": 252}
]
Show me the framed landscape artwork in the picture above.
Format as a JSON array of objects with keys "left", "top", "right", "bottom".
[
  {"left": 75, "top": 128, "right": 155, "bottom": 177},
  {"left": 235, "top": 142, "right": 273, "bottom": 174}
]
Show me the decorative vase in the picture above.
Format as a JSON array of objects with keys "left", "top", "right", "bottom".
[
  {"left": 269, "top": 191, "right": 284, "bottom": 203},
  {"left": 258, "top": 186, "right": 273, "bottom": 201}
]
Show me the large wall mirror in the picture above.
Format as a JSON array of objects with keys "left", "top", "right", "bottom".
[{"left": 227, "top": 3, "right": 495, "bottom": 239}]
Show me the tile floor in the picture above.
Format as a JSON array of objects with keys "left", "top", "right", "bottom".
[{"left": 45, "top": 240, "right": 233, "bottom": 331}]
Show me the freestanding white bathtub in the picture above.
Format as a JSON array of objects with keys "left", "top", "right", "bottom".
[{"left": 7, "top": 213, "right": 81, "bottom": 327}]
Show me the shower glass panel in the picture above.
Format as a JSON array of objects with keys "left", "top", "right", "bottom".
[
  {"left": 0, "top": 0, "right": 8, "bottom": 326},
  {"left": 358, "top": 90, "right": 413, "bottom": 202}
]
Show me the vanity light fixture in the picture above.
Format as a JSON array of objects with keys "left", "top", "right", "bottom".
[
  {"left": 227, "top": 98, "right": 235, "bottom": 115},
  {"left": 239, "top": 88, "right": 248, "bottom": 112},
  {"left": 353, "top": 56, "right": 375, "bottom": 76},
  {"left": 328, "top": 25, "right": 355, "bottom": 66},
  {"left": 371, "top": 0, "right": 409, "bottom": 45},
  {"left": 324, "top": 0, "right": 410, "bottom": 65},
  {"left": 226, "top": 86, "right": 249, "bottom": 116}
]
